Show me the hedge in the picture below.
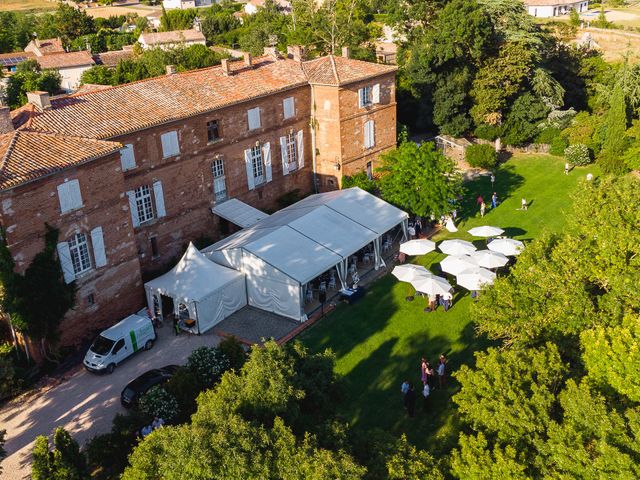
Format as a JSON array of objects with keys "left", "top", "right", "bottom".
[{"left": 465, "top": 144, "right": 498, "bottom": 169}]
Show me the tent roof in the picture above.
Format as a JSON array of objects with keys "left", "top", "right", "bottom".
[
  {"left": 212, "top": 198, "right": 269, "bottom": 228},
  {"left": 146, "top": 243, "right": 243, "bottom": 303}
]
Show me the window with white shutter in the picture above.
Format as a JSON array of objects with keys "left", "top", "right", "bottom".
[
  {"left": 296, "top": 130, "right": 304, "bottom": 168},
  {"left": 245, "top": 149, "right": 255, "bottom": 190},
  {"left": 212, "top": 159, "right": 227, "bottom": 202},
  {"left": 250, "top": 145, "right": 264, "bottom": 185},
  {"left": 160, "top": 131, "right": 180, "bottom": 158},
  {"left": 153, "top": 181, "right": 166, "bottom": 218},
  {"left": 69, "top": 232, "right": 92, "bottom": 275},
  {"left": 281, "top": 132, "right": 297, "bottom": 172},
  {"left": 358, "top": 86, "right": 372, "bottom": 108},
  {"left": 364, "top": 120, "right": 375, "bottom": 149},
  {"left": 57, "top": 179, "right": 83, "bottom": 214},
  {"left": 264, "top": 142, "right": 272, "bottom": 183},
  {"left": 127, "top": 190, "right": 140, "bottom": 227},
  {"left": 57, "top": 242, "right": 75, "bottom": 284},
  {"left": 120, "top": 144, "right": 136, "bottom": 171},
  {"left": 283, "top": 97, "right": 295, "bottom": 119},
  {"left": 372, "top": 83, "right": 380, "bottom": 104},
  {"left": 91, "top": 227, "right": 107, "bottom": 268},
  {"left": 134, "top": 185, "right": 154, "bottom": 224},
  {"left": 247, "top": 107, "right": 261, "bottom": 130}
]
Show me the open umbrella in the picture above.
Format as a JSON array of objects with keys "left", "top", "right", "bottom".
[
  {"left": 470, "top": 250, "right": 509, "bottom": 269},
  {"left": 438, "top": 239, "right": 477, "bottom": 256},
  {"left": 410, "top": 273, "right": 452, "bottom": 296},
  {"left": 488, "top": 238, "right": 525, "bottom": 256},
  {"left": 439, "top": 255, "right": 479, "bottom": 275},
  {"left": 468, "top": 226, "right": 505, "bottom": 237},
  {"left": 456, "top": 268, "right": 496, "bottom": 290},
  {"left": 400, "top": 239, "right": 436, "bottom": 256},
  {"left": 391, "top": 264, "right": 429, "bottom": 282}
]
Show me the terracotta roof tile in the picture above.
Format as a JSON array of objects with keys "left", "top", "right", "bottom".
[
  {"left": 25, "top": 38, "right": 65, "bottom": 56},
  {"left": 36, "top": 51, "right": 95, "bottom": 70},
  {"left": 0, "top": 131, "right": 122, "bottom": 190},
  {"left": 139, "top": 29, "right": 206, "bottom": 45},
  {"left": 302, "top": 55, "right": 397, "bottom": 86},
  {"left": 94, "top": 49, "right": 134, "bottom": 67}
]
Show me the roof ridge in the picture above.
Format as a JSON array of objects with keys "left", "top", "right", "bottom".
[
  {"left": 329, "top": 55, "right": 340, "bottom": 85},
  {"left": 0, "top": 131, "right": 20, "bottom": 174}
]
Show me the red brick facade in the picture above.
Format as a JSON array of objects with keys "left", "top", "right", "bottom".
[{"left": 0, "top": 53, "right": 396, "bottom": 347}]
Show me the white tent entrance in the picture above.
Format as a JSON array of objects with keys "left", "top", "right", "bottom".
[{"left": 145, "top": 243, "right": 247, "bottom": 334}]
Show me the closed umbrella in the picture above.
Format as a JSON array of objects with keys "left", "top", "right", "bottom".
[
  {"left": 456, "top": 268, "right": 496, "bottom": 290},
  {"left": 468, "top": 226, "right": 505, "bottom": 237},
  {"left": 470, "top": 250, "right": 509, "bottom": 269},
  {"left": 391, "top": 264, "right": 429, "bottom": 282},
  {"left": 400, "top": 239, "right": 436, "bottom": 256},
  {"left": 438, "top": 239, "right": 477, "bottom": 256},
  {"left": 439, "top": 255, "right": 479, "bottom": 275},
  {"left": 410, "top": 273, "right": 452, "bottom": 296},
  {"left": 488, "top": 238, "right": 525, "bottom": 256}
]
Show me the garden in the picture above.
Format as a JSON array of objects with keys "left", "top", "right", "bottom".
[{"left": 299, "top": 153, "right": 600, "bottom": 454}]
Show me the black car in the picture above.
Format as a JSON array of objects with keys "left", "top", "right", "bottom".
[{"left": 120, "top": 365, "right": 179, "bottom": 408}]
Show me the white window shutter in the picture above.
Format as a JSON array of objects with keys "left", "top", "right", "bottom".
[
  {"left": 68, "top": 180, "right": 82, "bottom": 210},
  {"left": 369, "top": 120, "right": 375, "bottom": 147},
  {"left": 153, "top": 180, "right": 166, "bottom": 218},
  {"left": 280, "top": 136, "right": 289, "bottom": 176},
  {"left": 358, "top": 88, "right": 364, "bottom": 108},
  {"left": 364, "top": 121, "right": 371, "bottom": 148},
  {"left": 120, "top": 144, "right": 136, "bottom": 171},
  {"left": 297, "top": 130, "right": 304, "bottom": 168},
  {"left": 57, "top": 183, "right": 70, "bottom": 213},
  {"left": 91, "top": 226, "right": 107, "bottom": 268},
  {"left": 161, "top": 131, "right": 179, "bottom": 158},
  {"left": 126, "top": 190, "right": 140, "bottom": 227},
  {"left": 263, "top": 142, "right": 272, "bottom": 183},
  {"left": 283, "top": 97, "right": 295, "bottom": 119},
  {"left": 248, "top": 107, "right": 261, "bottom": 130},
  {"left": 244, "top": 148, "right": 255, "bottom": 190},
  {"left": 372, "top": 83, "right": 380, "bottom": 104},
  {"left": 56, "top": 242, "right": 75, "bottom": 284}
]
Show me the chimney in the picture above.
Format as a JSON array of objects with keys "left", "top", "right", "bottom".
[
  {"left": 26, "top": 91, "right": 51, "bottom": 112},
  {"left": 165, "top": 64, "right": 176, "bottom": 75},
  {"left": 263, "top": 47, "right": 279, "bottom": 59},
  {"left": 243, "top": 52, "right": 252, "bottom": 68},
  {"left": 221, "top": 58, "right": 231, "bottom": 76},
  {"left": 341, "top": 46, "right": 350, "bottom": 58},
  {"left": 287, "top": 45, "right": 304, "bottom": 62},
  {"left": 0, "top": 107, "right": 14, "bottom": 135}
]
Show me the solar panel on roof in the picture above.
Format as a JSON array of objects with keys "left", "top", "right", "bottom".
[{"left": 0, "top": 56, "right": 29, "bottom": 66}]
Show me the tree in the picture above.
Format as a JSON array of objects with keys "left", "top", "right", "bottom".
[
  {"left": 0, "top": 429, "right": 6, "bottom": 474},
  {"left": 531, "top": 68, "right": 565, "bottom": 111},
  {"left": 342, "top": 172, "right": 376, "bottom": 193},
  {"left": 386, "top": 435, "right": 443, "bottom": 480},
  {"left": 4, "top": 60, "right": 61, "bottom": 109},
  {"left": 377, "top": 141, "right": 463, "bottom": 217},
  {"left": 54, "top": 4, "right": 95, "bottom": 45},
  {"left": 32, "top": 428, "right": 88, "bottom": 480},
  {"left": 501, "top": 92, "right": 548, "bottom": 145},
  {"left": 80, "top": 65, "right": 116, "bottom": 86},
  {"left": 599, "top": 82, "right": 629, "bottom": 174},
  {"left": 451, "top": 432, "right": 530, "bottom": 479}
]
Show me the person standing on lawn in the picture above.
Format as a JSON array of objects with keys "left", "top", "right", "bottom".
[
  {"left": 438, "top": 355, "right": 447, "bottom": 388},
  {"left": 480, "top": 201, "right": 486, "bottom": 217},
  {"left": 404, "top": 382, "right": 416, "bottom": 417},
  {"left": 426, "top": 362, "right": 436, "bottom": 389},
  {"left": 491, "top": 192, "right": 497, "bottom": 209},
  {"left": 490, "top": 173, "right": 495, "bottom": 187},
  {"left": 521, "top": 198, "right": 528, "bottom": 210},
  {"left": 565, "top": 162, "right": 569, "bottom": 175},
  {"left": 421, "top": 357, "right": 428, "bottom": 386},
  {"left": 401, "top": 379, "right": 410, "bottom": 397}
]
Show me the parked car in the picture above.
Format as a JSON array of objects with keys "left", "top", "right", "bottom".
[
  {"left": 84, "top": 314, "right": 156, "bottom": 374},
  {"left": 120, "top": 365, "right": 179, "bottom": 408}
]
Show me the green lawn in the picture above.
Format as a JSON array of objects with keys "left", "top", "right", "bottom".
[{"left": 299, "top": 154, "right": 599, "bottom": 454}]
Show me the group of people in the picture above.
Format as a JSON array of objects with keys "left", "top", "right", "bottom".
[
  {"left": 140, "top": 416, "right": 165, "bottom": 438},
  {"left": 425, "top": 292, "right": 453, "bottom": 312},
  {"left": 401, "top": 354, "right": 447, "bottom": 417},
  {"left": 477, "top": 191, "right": 499, "bottom": 217}
]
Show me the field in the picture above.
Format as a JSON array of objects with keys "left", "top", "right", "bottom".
[
  {"left": 300, "top": 154, "right": 600, "bottom": 455},
  {"left": 84, "top": 5, "right": 160, "bottom": 19},
  {"left": 0, "top": 0, "right": 58, "bottom": 12}
]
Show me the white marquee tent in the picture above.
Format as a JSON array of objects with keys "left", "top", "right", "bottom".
[
  {"left": 144, "top": 243, "right": 247, "bottom": 333},
  {"left": 205, "top": 188, "right": 409, "bottom": 321}
]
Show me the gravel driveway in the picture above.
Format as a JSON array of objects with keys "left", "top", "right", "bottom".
[{"left": 0, "top": 327, "right": 220, "bottom": 479}]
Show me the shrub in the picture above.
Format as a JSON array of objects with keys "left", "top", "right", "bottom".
[
  {"left": 164, "top": 367, "right": 200, "bottom": 423},
  {"left": 550, "top": 136, "right": 569, "bottom": 156},
  {"left": 186, "top": 346, "right": 230, "bottom": 388},
  {"left": 465, "top": 144, "right": 498, "bottom": 169},
  {"left": 342, "top": 171, "right": 376, "bottom": 193},
  {"left": 0, "top": 343, "right": 21, "bottom": 401},
  {"left": 564, "top": 143, "right": 592, "bottom": 166},
  {"left": 535, "top": 127, "right": 561, "bottom": 145},
  {"left": 218, "top": 336, "right": 247, "bottom": 371},
  {"left": 474, "top": 123, "right": 501, "bottom": 141},
  {"left": 138, "top": 385, "right": 179, "bottom": 421}
]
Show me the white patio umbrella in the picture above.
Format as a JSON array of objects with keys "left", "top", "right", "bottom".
[
  {"left": 456, "top": 268, "right": 497, "bottom": 290},
  {"left": 410, "top": 273, "right": 452, "bottom": 296},
  {"left": 488, "top": 238, "right": 525, "bottom": 256},
  {"left": 468, "top": 226, "right": 505, "bottom": 238},
  {"left": 438, "top": 239, "right": 477, "bottom": 256},
  {"left": 439, "top": 255, "right": 479, "bottom": 275},
  {"left": 391, "top": 264, "right": 429, "bottom": 282},
  {"left": 400, "top": 239, "right": 436, "bottom": 256},
  {"left": 470, "top": 250, "right": 509, "bottom": 269}
]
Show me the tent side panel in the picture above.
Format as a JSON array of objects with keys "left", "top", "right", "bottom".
[
  {"left": 196, "top": 275, "right": 248, "bottom": 333},
  {"left": 242, "top": 251, "right": 302, "bottom": 321}
]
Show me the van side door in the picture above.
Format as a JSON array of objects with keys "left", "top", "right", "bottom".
[{"left": 111, "top": 338, "right": 128, "bottom": 364}]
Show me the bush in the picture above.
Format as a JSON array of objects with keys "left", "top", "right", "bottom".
[
  {"left": 342, "top": 171, "right": 376, "bottom": 193},
  {"left": 535, "top": 127, "right": 561, "bottom": 145},
  {"left": 465, "top": 144, "right": 498, "bottom": 169},
  {"left": 218, "top": 336, "right": 247, "bottom": 371},
  {"left": 0, "top": 343, "right": 21, "bottom": 401},
  {"left": 139, "top": 385, "right": 179, "bottom": 421},
  {"left": 474, "top": 123, "right": 501, "bottom": 141},
  {"left": 186, "top": 346, "right": 230, "bottom": 388},
  {"left": 564, "top": 143, "right": 592, "bottom": 166},
  {"left": 164, "top": 367, "right": 199, "bottom": 423},
  {"left": 550, "top": 136, "right": 569, "bottom": 156}
]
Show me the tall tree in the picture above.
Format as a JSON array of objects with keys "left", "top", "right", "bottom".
[
  {"left": 377, "top": 141, "right": 462, "bottom": 217},
  {"left": 599, "top": 82, "right": 629, "bottom": 174}
]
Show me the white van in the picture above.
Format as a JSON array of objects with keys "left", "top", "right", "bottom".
[{"left": 83, "top": 314, "right": 156, "bottom": 374}]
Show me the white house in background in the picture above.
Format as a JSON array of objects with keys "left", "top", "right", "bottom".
[
  {"left": 244, "top": 0, "right": 291, "bottom": 15},
  {"left": 35, "top": 51, "right": 95, "bottom": 92},
  {"left": 524, "top": 0, "right": 589, "bottom": 17},
  {"left": 138, "top": 29, "right": 207, "bottom": 50},
  {"left": 162, "top": 0, "right": 214, "bottom": 9}
]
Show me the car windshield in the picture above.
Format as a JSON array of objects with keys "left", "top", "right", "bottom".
[
  {"left": 122, "top": 388, "right": 136, "bottom": 399},
  {"left": 90, "top": 335, "right": 115, "bottom": 355}
]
